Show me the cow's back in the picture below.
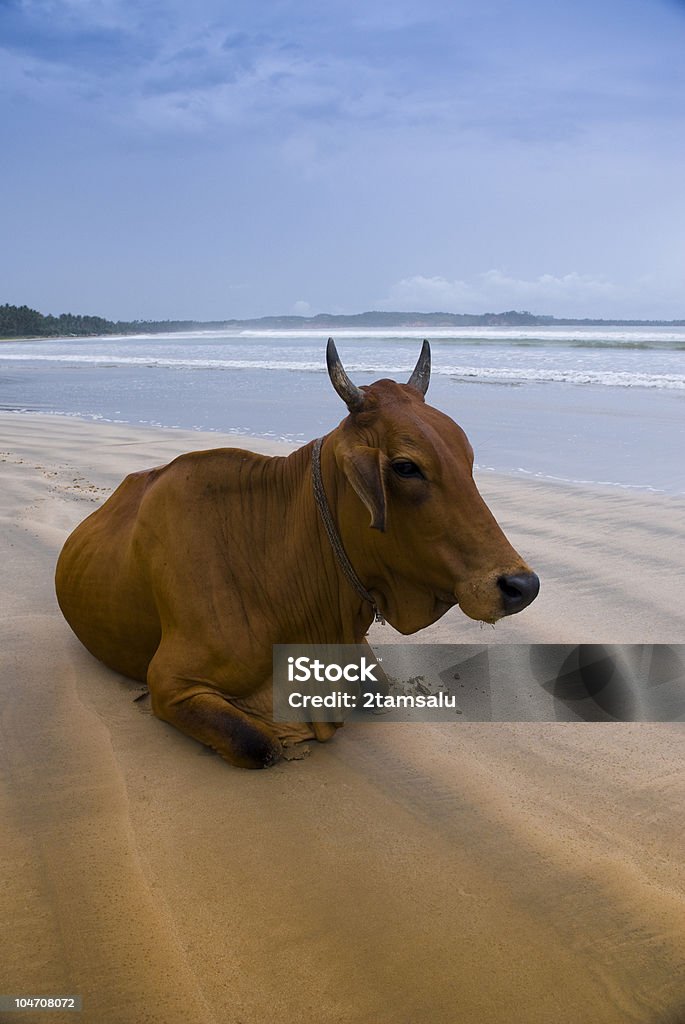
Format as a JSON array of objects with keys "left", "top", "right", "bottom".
[{"left": 55, "top": 466, "right": 165, "bottom": 681}]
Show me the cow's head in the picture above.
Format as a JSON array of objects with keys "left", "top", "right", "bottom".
[{"left": 325, "top": 338, "right": 539, "bottom": 633}]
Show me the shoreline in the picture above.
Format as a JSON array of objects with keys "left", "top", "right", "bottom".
[
  {"left": 2, "top": 410, "right": 685, "bottom": 1022},
  {"left": 1, "top": 331, "right": 682, "bottom": 497},
  {"left": 1, "top": 405, "right": 680, "bottom": 498}
]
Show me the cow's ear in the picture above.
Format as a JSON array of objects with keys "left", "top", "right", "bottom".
[{"left": 341, "top": 446, "right": 387, "bottom": 532}]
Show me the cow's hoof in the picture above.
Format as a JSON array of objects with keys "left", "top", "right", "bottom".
[
  {"left": 212, "top": 720, "right": 283, "bottom": 770},
  {"left": 246, "top": 733, "right": 283, "bottom": 769}
]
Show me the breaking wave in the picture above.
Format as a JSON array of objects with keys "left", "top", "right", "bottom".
[{"left": 2, "top": 351, "right": 684, "bottom": 389}]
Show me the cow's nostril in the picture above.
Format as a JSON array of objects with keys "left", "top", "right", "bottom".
[{"left": 497, "top": 572, "right": 540, "bottom": 615}]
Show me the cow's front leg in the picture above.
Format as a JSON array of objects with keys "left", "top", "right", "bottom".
[{"left": 147, "top": 654, "right": 283, "bottom": 770}]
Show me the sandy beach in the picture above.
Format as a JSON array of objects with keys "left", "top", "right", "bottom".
[{"left": 2, "top": 410, "right": 685, "bottom": 1024}]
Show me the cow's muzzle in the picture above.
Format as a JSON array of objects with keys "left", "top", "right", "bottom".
[{"left": 497, "top": 572, "right": 540, "bottom": 615}]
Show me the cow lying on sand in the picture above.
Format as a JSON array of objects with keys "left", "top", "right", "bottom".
[{"left": 55, "top": 340, "right": 539, "bottom": 768}]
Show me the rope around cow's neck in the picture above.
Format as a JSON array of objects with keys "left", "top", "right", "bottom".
[{"left": 311, "top": 437, "right": 385, "bottom": 625}]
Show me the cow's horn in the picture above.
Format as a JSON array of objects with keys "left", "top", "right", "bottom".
[
  {"left": 407, "top": 339, "right": 431, "bottom": 396},
  {"left": 326, "top": 338, "right": 366, "bottom": 412}
]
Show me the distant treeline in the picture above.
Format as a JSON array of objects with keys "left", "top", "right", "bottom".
[
  {"left": 0, "top": 303, "right": 201, "bottom": 339},
  {"left": 1, "top": 302, "right": 683, "bottom": 339}
]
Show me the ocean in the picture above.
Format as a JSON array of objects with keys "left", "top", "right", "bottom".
[{"left": 1, "top": 326, "right": 684, "bottom": 494}]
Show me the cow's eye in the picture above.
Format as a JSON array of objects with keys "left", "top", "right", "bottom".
[{"left": 391, "top": 460, "right": 424, "bottom": 479}]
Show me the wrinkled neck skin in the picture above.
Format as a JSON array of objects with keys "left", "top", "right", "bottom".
[{"left": 278, "top": 441, "right": 375, "bottom": 643}]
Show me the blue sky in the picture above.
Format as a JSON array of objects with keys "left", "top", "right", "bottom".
[{"left": 2, "top": 0, "right": 684, "bottom": 320}]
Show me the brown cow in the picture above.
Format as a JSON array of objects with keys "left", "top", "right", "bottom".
[{"left": 55, "top": 339, "right": 539, "bottom": 768}]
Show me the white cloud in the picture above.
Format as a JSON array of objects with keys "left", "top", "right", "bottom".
[{"left": 383, "top": 270, "right": 627, "bottom": 317}]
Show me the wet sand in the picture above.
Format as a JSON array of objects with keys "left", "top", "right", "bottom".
[{"left": 1, "top": 411, "right": 684, "bottom": 1024}]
